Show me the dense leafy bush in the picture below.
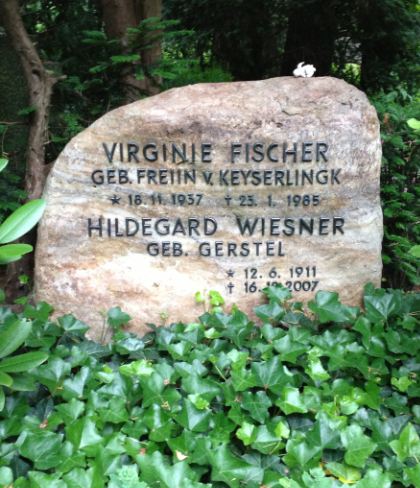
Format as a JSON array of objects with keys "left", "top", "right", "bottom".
[
  {"left": 371, "top": 90, "right": 419, "bottom": 289},
  {"left": 0, "top": 285, "right": 418, "bottom": 487}
]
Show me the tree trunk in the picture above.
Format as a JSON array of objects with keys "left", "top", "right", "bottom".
[
  {"left": 101, "top": 0, "right": 162, "bottom": 102},
  {"left": 0, "top": 0, "right": 57, "bottom": 299},
  {"left": 281, "top": 0, "right": 337, "bottom": 76}
]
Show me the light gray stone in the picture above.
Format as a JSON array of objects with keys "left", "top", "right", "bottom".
[{"left": 35, "top": 77, "right": 382, "bottom": 339}]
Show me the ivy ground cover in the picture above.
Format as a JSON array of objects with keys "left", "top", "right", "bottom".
[{"left": 0, "top": 284, "right": 419, "bottom": 487}]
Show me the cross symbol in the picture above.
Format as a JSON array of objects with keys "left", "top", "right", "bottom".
[
  {"left": 224, "top": 195, "right": 232, "bottom": 206},
  {"left": 227, "top": 283, "right": 235, "bottom": 294}
]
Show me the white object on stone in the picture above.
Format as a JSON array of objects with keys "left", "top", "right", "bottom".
[{"left": 293, "top": 62, "right": 316, "bottom": 77}]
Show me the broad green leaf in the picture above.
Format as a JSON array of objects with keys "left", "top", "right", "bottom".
[
  {"left": 0, "top": 317, "right": 31, "bottom": 358},
  {"left": 58, "top": 314, "right": 89, "bottom": 334},
  {"left": 407, "top": 117, "right": 420, "bottom": 131},
  {"left": 363, "top": 286, "right": 400, "bottom": 321},
  {"left": 251, "top": 424, "right": 285, "bottom": 454},
  {"left": 62, "top": 366, "right": 90, "bottom": 399},
  {"left": 262, "top": 284, "right": 292, "bottom": 302},
  {"left": 0, "top": 199, "right": 46, "bottom": 244},
  {"left": 0, "top": 351, "right": 48, "bottom": 372},
  {"left": 137, "top": 451, "right": 201, "bottom": 487},
  {"left": 175, "top": 399, "right": 211, "bottom": 432},
  {"left": 309, "top": 291, "right": 359, "bottom": 323},
  {"left": 107, "top": 306, "right": 132, "bottom": 329},
  {"left": 206, "top": 444, "right": 264, "bottom": 487},
  {"left": 276, "top": 387, "right": 308, "bottom": 414},
  {"left": 284, "top": 436, "right": 320, "bottom": 468},
  {"left": 120, "top": 359, "right": 154, "bottom": 377},
  {"left": 0, "top": 157, "right": 8, "bottom": 172},
  {"left": 0, "top": 370, "right": 13, "bottom": 386},
  {"left": 273, "top": 335, "right": 307, "bottom": 363},
  {"left": 0, "top": 466, "right": 13, "bottom": 485},
  {"left": 389, "top": 423, "right": 420, "bottom": 461},
  {"left": 0, "top": 243, "right": 33, "bottom": 264},
  {"left": 252, "top": 356, "right": 293, "bottom": 393},
  {"left": 305, "top": 358, "right": 330, "bottom": 381},
  {"left": 241, "top": 390, "right": 272, "bottom": 422},
  {"left": 341, "top": 425, "right": 377, "bottom": 468},
  {"left": 354, "top": 468, "right": 391, "bottom": 488},
  {"left": 408, "top": 244, "right": 420, "bottom": 258},
  {"left": 56, "top": 399, "right": 85, "bottom": 424},
  {"left": 63, "top": 467, "right": 95, "bottom": 488},
  {"left": 231, "top": 367, "right": 257, "bottom": 391},
  {"left": 236, "top": 421, "right": 256, "bottom": 446},
  {"left": 325, "top": 462, "right": 361, "bottom": 484},
  {"left": 28, "top": 471, "right": 67, "bottom": 488},
  {"left": 18, "top": 430, "right": 64, "bottom": 470},
  {"left": 404, "top": 463, "right": 420, "bottom": 487},
  {"left": 188, "top": 393, "right": 209, "bottom": 410},
  {"left": 306, "top": 413, "right": 342, "bottom": 451},
  {"left": 66, "top": 416, "right": 103, "bottom": 451}
]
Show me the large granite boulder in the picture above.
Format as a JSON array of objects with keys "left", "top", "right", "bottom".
[{"left": 35, "top": 77, "right": 382, "bottom": 339}]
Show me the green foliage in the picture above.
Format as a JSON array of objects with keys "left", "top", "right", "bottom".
[
  {"left": 371, "top": 90, "right": 419, "bottom": 288},
  {"left": 0, "top": 158, "right": 46, "bottom": 264},
  {"left": 0, "top": 285, "right": 418, "bottom": 487}
]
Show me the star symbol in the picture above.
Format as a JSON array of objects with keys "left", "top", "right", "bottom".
[
  {"left": 227, "top": 269, "right": 235, "bottom": 278},
  {"left": 109, "top": 194, "right": 121, "bottom": 205}
]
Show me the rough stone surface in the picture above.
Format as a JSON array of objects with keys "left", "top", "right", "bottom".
[{"left": 35, "top": 77, "right": 382, "bottom": 339}]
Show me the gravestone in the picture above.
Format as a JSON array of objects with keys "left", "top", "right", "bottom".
[{"left": 35, "top": 77, "right": 382, "bottom": 339}]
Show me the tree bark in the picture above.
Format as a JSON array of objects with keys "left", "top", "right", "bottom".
[
  {"left": 0, "top": 0, "right": 57, "bottom": 298},
  {"left": 101, "top": 0, "right": 162, "bottom": 102}
]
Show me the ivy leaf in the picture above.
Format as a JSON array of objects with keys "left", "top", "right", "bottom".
[
  {"left": 262, "top": 284, "right": 292, "bottom": 303},
  {"left": 62, "top": 366, "right": 90, "bottom": 399},
  {"left": 63, "top": 467, "right": 95, "bottom": 488},
  {"left": 404, "top": 463, "right": 420, "bottom": 487},
  {"left": 363, "top": 286, "right": 400, "bottom": 321},
  {"left": 325, "top": 462, "right": 361, "bottom": 484},
  {"left": 236, "top": 421, "right": 256, "bottom": 446},
  {"left": 389, "top": 423, "right": 420, "bottom": 462},
  {"left": 284, "top": 436, "right": 320, "bottom": 468},
  {"left": 18, "top": 431, "right": 64, "bottom": 470},
  {"left": 28, "top": 471, "right": 67, "bottom": 488},
  {"left": 309, "top": 291, "right": 359, "bottom": 323},
  {"left": 251, "top": 424, "right": 285, "bottom": 454},
  {"left": 341, "top": 425, "right": 377, "bottom": 468},
  {"left": 120, "top": 359, "right": 154, "bottom": 377},
  {"left": 276, "top": 387, "right": 308, "bottom": 414},
  {"left": 354, "top": 468, "right": 392, "bottom": 488},
  {"left": 107, "top": 307, "right": 132, "bottom": 329},
  {"left": 206, "top": 444, "right": 264, "bottom": 487},
  {"left": 306, "top": 413, "right": 342, "bottom": 451},
  {"left": 137, "top": 451, "right": 201, "bottom": 487},
  {"left": 241, "top": 390, "right": 272, "bottom": 422},
  {"left": 66, "top": 416, "right": 103, "bottom": 452},
  {"left": 252, "top": 356, "right": 293, "bottom": 393},
  {"left": 58, "top": 314, "right": 89, "bottom": 335},
  {"left": 175, "top": 399, "right": 211, "bottom": 432}
]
